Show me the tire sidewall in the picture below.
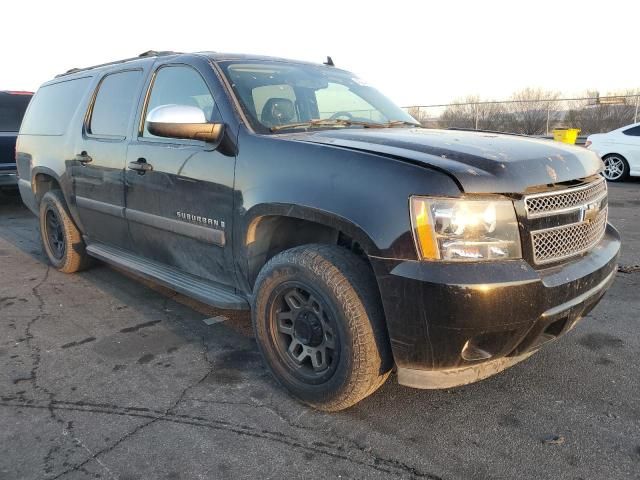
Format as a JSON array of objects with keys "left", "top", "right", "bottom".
[
  {"left": 253, "top": 261, "right": 357, "bottom": 405},
  {"left": 39, "top": 191, "right": 73, "bottom": 270}
]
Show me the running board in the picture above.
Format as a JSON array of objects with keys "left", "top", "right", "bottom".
[{"left": 86, "top": 243, "right": 249, "bottom": 310}]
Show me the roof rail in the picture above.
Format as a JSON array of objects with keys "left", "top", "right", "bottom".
[{"left": 55, "top": 50, "right": 181, "bottom": 78}]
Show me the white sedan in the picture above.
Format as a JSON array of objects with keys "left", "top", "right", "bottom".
[{"left": 586, "top": 122, "right": 640, "bottom": 181}]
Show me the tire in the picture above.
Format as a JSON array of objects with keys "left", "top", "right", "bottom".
[
  {"left": 602, "top": 154, "right": 629, "bottom": 182},
  {"left": 252, "top": 244, "right": 393, "bottom": 411},
  {"left": 39, "top": 190, "right": 92, "bottom": 273}
]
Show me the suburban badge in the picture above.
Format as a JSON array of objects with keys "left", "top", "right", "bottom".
[{"left": 176, "top": 211, "right": 225, "bottom": 229}]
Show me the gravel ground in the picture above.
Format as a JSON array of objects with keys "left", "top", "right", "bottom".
[{"left": 0, "top": 181, "right": 638, "bottom": 480}]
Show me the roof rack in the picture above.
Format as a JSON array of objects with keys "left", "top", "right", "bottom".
[{"left": 55, "top": 50, "right": 180, "bottom": 78}]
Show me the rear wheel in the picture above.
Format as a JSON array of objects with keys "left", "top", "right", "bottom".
[
  {"left": 39, "top": 190, "right": 92, "bottom": 273},
  {"left": 602, "top": 154, "right": 629, "bottom": 182},
  {"left": 252, "top": 244, "right": 392, "bottom": 411}
]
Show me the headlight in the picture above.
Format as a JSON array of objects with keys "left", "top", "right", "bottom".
[{"left": 410, "top": 197, "right": 522, "bottom": 261}]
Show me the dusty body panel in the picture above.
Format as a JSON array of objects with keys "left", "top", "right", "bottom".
[
  {"left": 372, "top": 225, "right": 619, "bottom": 380},
  {"left": 288, "top": 128, "right": 603, "bottom": 194}
]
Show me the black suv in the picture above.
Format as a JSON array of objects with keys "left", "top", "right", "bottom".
[
  {"left": 1, "top": 91, "right": 32, "bottom": 190},
  {"left": 17, "top": 51, "right": 620, "bottom": 410}
]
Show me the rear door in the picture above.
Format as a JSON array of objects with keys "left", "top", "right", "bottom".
[
  {"left": 72, "top": 69, "right": 145, "bottom": 249},
  {"left": 124, "top": 62, "right": 236, "bottom": 287}
]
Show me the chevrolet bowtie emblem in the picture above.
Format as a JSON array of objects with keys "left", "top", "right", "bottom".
[{"left": 580, "top": 202, "right": 600, "bottom": 223}]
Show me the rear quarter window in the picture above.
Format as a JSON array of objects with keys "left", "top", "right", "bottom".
[
  {"left": 20, "top": 77, "right": 92, "bottom": 135},
  {"left": 622, "top": 125, "right": 640, "bottom": 137},
  {"left": 89, "top": 70, "right": 143, "bottom": 137}
]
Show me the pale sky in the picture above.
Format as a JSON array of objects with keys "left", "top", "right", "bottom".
[{"left": 2, "top": 0, "right": 638, "bottom": 106}]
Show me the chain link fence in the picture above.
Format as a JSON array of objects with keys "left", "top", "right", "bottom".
[{"left": 404, "top": 93, "right": 640, "bottom": 137}]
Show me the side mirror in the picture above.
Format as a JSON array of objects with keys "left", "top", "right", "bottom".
[{"left": 146, "top": 104, "right": 224, "bottom": 143}]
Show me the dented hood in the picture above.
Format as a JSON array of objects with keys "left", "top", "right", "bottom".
[{"left": 289, "top": 128, "right": 602, "bottom": 194}]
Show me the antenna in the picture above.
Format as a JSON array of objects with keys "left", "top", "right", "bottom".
[{"left": 323, "top": 56, "right": 335, "bottom": 67}]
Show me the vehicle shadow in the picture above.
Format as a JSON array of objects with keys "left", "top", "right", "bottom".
[{"left": 0, "top": 187, "right": 255, "bottom": 373}]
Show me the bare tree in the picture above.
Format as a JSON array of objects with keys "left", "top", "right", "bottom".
[
  {"left": 565, "top": 90, "right": 638, "bottom": 134},
  {"left": 476, "top": 101, "right": 510, "bottom": 131},
  {"left": 412, "top": 88, "right": 638, "bottom": 135},
  {"left": 406, "top": 106, "right": 424, "bottom": 123},
  {"left": 439, "top": 96, "right": 478, "bottom": 129},
  {"left": 438, "top": 96, "right": 509, "bottom": 130},
  {"left": 506, "top": 88, "right": 562, "bottom": 135}
]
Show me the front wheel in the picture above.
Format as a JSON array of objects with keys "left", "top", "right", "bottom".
[
  {"left": 252, "top": 245, "right": 392, "bottom": 411},
  {"left": 602, "top": 154, "right": 629, "bottom": 182}
]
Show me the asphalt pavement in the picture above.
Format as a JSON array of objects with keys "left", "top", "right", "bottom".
[{"left": 0, "top": 182, "right": 638, "bottom": 480}]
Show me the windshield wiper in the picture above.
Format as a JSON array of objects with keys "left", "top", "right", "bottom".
[
  {"left": 270, "top": 118, "right": 421, "bottom": 132},
  {"left": 270, "top": 118, "right": 383, "bottom": 132}
]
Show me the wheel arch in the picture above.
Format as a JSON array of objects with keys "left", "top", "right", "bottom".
[
  {"left": 602, "top": 152, "right": 628, "bottom": 160},
  {"left": 240, "top": 203, "right": 381, "bottom": 291},
  {"left": 29, "top": 167, "right": 85, "bottom": 229},
  {"left": 31, "top": 167, "right": 63, "bottom": 204}
]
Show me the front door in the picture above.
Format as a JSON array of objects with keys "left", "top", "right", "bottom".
[
  {"left": 72, "top": 69, "right": 145, "bottom": 249},
  {"left": 124, "top": 63, "right": 236, "bottom": 288}
]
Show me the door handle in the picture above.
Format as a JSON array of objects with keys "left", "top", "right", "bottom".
[
  {"left": 128, "top": 158, "right": 153, "bottom": 174},
  {"left": 75, "top": 151, "right": 93, "bottom": 164}
]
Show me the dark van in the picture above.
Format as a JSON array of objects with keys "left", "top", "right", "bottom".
[{"left": 1, "top": 90, "right": 32, "bottom": 189}]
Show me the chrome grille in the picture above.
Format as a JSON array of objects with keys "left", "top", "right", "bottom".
[
  {"left": 531, "top": 207, "right": 607, "bottom": 264},
  {"left": 524, "top": 178, "right": 608, "bottom": 265},
  {"left": 525, "top": 177, "right": 607, "bottom": 218}
]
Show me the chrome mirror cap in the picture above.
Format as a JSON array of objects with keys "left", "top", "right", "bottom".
[{"left": 147, "top": 104, "right": 207, "bottom": 124}]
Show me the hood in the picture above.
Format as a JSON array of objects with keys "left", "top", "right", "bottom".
[{"left": 286, "top": 128, "right": 602, "bottom": 194}]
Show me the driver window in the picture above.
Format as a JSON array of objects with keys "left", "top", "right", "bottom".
[
  {"left": 143, "top": 65, "right": 218, "bottom": 138},
  {"left": 315, "top": 82, "right": 383, "bottom": 122}
]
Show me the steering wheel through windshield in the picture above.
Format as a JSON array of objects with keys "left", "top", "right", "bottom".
[{"left": 329, "top": 111, "right": 354, "bottom": 120}]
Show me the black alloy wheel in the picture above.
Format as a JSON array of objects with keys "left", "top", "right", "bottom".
[
  {"left": 44, "top": 206, "right": 65, "bottom": 260},
  {"left": 38, "top": 189, "right": 92, "bottom": 273},
  {"left": 269, "top": 282, "right": 340, "bottom": 383}
]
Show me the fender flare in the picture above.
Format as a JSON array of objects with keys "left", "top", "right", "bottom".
[
  {"left": 242, "top": 202, "right": 381, "bottom": 256},
  {"left": 30, "top": 167, "right": 83, "bottom": 228}
]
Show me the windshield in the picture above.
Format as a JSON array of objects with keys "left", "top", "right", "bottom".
[{"left": 219, "top": 61, "right": 418, "bottom": 133}]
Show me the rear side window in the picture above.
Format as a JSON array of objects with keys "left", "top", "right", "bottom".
[
  {"left": 89, "top": 70, "right": 143, "bottom": 137},
  {"left": 622, "top": 125, "right": 640, "bottom": 136},
  {"left": 20, "top": 77, "right": 91, "bottom": 135},
  {"left": 0, "top": 94, "right": 32, "bottom": 132}
]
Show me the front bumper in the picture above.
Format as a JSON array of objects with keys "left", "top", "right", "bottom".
[{"left": 371, "top": 224, "right": 620, "bottom": 389}]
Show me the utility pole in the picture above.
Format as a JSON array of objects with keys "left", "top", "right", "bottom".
[{"left": 635, "top": 92, "right": 639, "bottom": 124}]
